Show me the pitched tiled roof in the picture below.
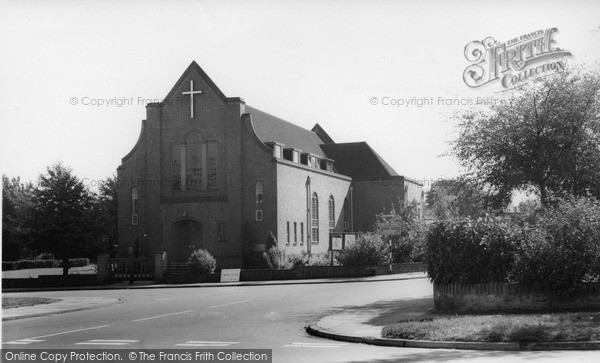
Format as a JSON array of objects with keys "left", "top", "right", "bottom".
[
  {"left": 245, "top": 105, "right": 326, "bottom": 156},
  {"left": 320, "top": 142, "right": 399, "bottom": 179}
]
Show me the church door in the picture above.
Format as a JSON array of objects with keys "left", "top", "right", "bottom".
[{"left": 172, "top": 219, "right": 203, "bottom": 262}]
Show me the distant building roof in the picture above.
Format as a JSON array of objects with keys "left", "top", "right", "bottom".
[
  {"left": 245, "top": 105, "right": 326, "bottom": 157},
  {"left": 320, "top": 142, "right": 399, "bottom": 179},
  {"left": 311, "top": 123, "right": 335, "bottom": 144}
]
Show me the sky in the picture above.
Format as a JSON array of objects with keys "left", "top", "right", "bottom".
[{"left": 1, "top": 0, "right": 599, "bottom": 194}]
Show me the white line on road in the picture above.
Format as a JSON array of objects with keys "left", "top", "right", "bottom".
[
  {"left": 132, "top": 310, "right": 193, "bottom": 322},
  {"left": 284, "top": 342, "right": 348, "bottom": 348},
  {"left": 176, "top": 341, "right": 239, "bottom": 347},
  {"left": 4, "top": 339, "right": 45, "bottom": 345},
  {"left": 27, "top": 325, "right": 111, "bottom": 340},
  {"left": 208, "top": 299, "right": 252, "bottom": 308},
  {"left": 75, "top": 339, "right": 138, "bottom": 346},
  {"left": 82, "top": 340, "right": 139, "bottom": 343}
]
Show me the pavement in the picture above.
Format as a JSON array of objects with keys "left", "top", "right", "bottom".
[
  {"left": 306, "top": 293, "right": 600, "bottom": 351},
  {"left": 1, "top": 297, "right": 121, "bottom": 321},
  {"left": 2, "top": 271, "right": 428, "bottom": 292}
]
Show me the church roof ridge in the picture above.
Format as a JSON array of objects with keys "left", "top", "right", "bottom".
[
  {"left": 245, "top": 105, "right": 327, "bottom": 157},
  {"left": 319, "top": 142, "right": 399, "bottom": 179},
  {"left": 159, "top": 61, "right": 243, "bottom": 107}
]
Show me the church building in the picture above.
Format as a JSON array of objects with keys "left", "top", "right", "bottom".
[{"left": 117, "top": 61, "right": 423, "bottom": 267}]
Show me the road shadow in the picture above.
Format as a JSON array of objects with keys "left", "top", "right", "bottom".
[
  {"left": 324, "top": 297, "right": 435, "bottom": 327},
  {"left": 344, "top": 349, "right": 571, "bottom": 362}
]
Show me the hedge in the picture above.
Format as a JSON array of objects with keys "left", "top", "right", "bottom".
[
  {"left": 425, "top": 216, "right": 519, "bottom": 285},
  {"left": 425, "top": 196, "right": 600, "bottom": 294},
  {"left": 2, "top": 258, "right": 90, "bottom": 271}
]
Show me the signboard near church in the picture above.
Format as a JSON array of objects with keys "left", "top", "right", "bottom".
[
  {"left": 329, "top": 232, "right": 359, "bottom": 251},
  {"left": 331, "top": 233, "right": 344, "bottom": 251},
  {"left": 221, "top": 268, "right": 241, "bottom": 282},
  {"left": 344, "top": 233, "right": 356, "bottom": 246}
]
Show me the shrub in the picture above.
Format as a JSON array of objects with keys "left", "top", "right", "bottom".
[
  {"left": 58, "top": 258, "right": 90, "bottom": 268},
  {"left": 287, "top": 251, "right": 334, "bottom": 267},
  {"left": 1, "top": 258, "right": 90, "bottom": 270},
  {"left": 187, "top": 249, "right": 217, "bottom": 274},
  {"left": 2, "top": 261, "right": 16, "bottom": 270},
  {"left": 385, "top": 224, "right": 427, "bottom": 263},
  {"left": 305, "top": 252, "right": 333, "bottom": 266},
  {"left": 13, "top": 259, "right": 56, "bottom": 269},
  {"left": 425, "top": 216, "right": 519, "bottom": 284},
  {"left": 36, "top": 253, "right": 55, "bottom": 260},
  {"left": 337, "top": 232, "right": 390, "bottom": 267},
  {"left": 287, "top": 253, "right": 305, "bottom": 267},
  {"left": 267, "top": 246, "right": 292, "bottom": 270},
  {"left": 512, "top": 196, "right": 600, "bottom": 293}
]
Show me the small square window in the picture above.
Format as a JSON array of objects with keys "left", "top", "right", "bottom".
[{"left": 255, "top": 210, "right": 263, "bottom": 222}]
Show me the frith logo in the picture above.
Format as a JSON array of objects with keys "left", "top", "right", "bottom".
[{"left": 463, "top": 28, "right": 572, "bottom": 89}]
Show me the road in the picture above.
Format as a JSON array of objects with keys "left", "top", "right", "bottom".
[{"left": 2, "top": 278, "right": 600, "bottom": 362}]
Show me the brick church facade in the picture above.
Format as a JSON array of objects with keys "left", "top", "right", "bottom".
[{"left": 117, "top": 61, "right": 423, "bottom": 267}]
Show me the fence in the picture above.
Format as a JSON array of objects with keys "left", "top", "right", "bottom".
[
  {"left": 104, "top": 257, "right": 154, "bottom": 282},
  {"left": 434, "top": 282, "right": 600, "bottom": 312}
]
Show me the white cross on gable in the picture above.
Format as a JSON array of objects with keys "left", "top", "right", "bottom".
[{"left": 182, "top": 80, "right": 203, "bottom": 119}]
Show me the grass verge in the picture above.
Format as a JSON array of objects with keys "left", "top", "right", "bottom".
[
  {"left": 382, "top": 313, "right": 600, "bottom": 343},
  {"left": 2, "top": 297, "right": 61, "bottom": 309}
]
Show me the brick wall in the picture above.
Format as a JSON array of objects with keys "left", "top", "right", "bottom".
[
  {"left": 276, "top": 159, "right": 352, "bottom": 255},
  {"left": 240, "top": 113, "right": 278, "bottom": 251},
  {"left": 351, "top": 177, "right": 405, "bottom": 232},
  {"left": 118, "top": 65, "right": 246, "bottom": 267}
]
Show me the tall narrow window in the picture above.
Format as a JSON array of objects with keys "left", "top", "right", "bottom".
[
  {"left": 255, "top": 181, "right": 263, "bottom": 221},
  {"left": 328, "top": 196, "right": 335, "bottom": 233},
  {"left": 172, "top": 134, "right": 217, "bottom": 191},
  {"left": 131, "top": 187, "right": 138, "bottom": 225},
  {"left": 343, "top": 198, "right": 350, "bottom": 232},
  {"left": 286, "top": 222, "right": 290, "bottom": 245},
  {"left": 300, "top": 222, "right": 304, "bottom": 245},
  {"left": 172, "top": 144, "right": 183, "bottom": 190},
  {"left": 217, "top": 221, "right": 225, "bottom": 242},
  {"left": 186, "top": 132, "right": 203, "bottom": 190},
  {"left": 207, "top": 140, "right": 218, "bottom": 189},
  {"left": 293, "top": 222, "right": 297, "bottom": 245},
  {"left": 311, "top": 192, "right": 319, "bottom": 243}
]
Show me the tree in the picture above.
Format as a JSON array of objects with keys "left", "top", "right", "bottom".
[
  {"left": 2, "top": 175, "right": 34, "bottom": 260},
  {"left": 377, "top": 199, "right": 426, "bottom": 262},
  {"left": 96, "top": 174, "right": 118, "bottom": 255},
  {"left": 453, "top": 66, "right": 600, "bottom": 206},
  {"left": 337, "top": 232, "right": 390, "bottom": 267},
  {"left": 28, "top": 162, "right": 98, "bottom": 275},
  {"left": 425, "top": 177, "right": 491, "bottom": 219}
]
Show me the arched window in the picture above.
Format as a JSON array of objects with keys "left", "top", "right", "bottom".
[
  {"left": 171, "top": 132, "right": 218, "bottom": 191},
  {"left": 186, "top": 132, "right": 203, "bottom": 190},
  {"left": 131, "top": 187, "right": 138, "bottom": 225},
  {"left": 311, "top": 192, "right": 319, "bottom": 242},
  {"left": 328, "top": 196, "right": 335, "bottom": 233},
  {"left": 343, "top": 198, "right": 350, "bottom": 232},
  {"left": 207, "top": 140, "right": 218, "bottom": 189},
  {"left": 255, "top": 181, "right": 264, "bottom": 221}
]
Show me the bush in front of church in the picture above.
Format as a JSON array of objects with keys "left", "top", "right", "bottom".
[
  {"left": 187, "top": 249, "right": 217, "bottom": 274},
  {"left": 337, "top": 232, "right": 390, "bottom": 267},
  {"left": 267, "top": 246, "right": 293, "bottom": 269}
]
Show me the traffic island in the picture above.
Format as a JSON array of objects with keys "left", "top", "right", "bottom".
[{"left": 307, "top": 310, "right": 600, "bottom": 351}]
